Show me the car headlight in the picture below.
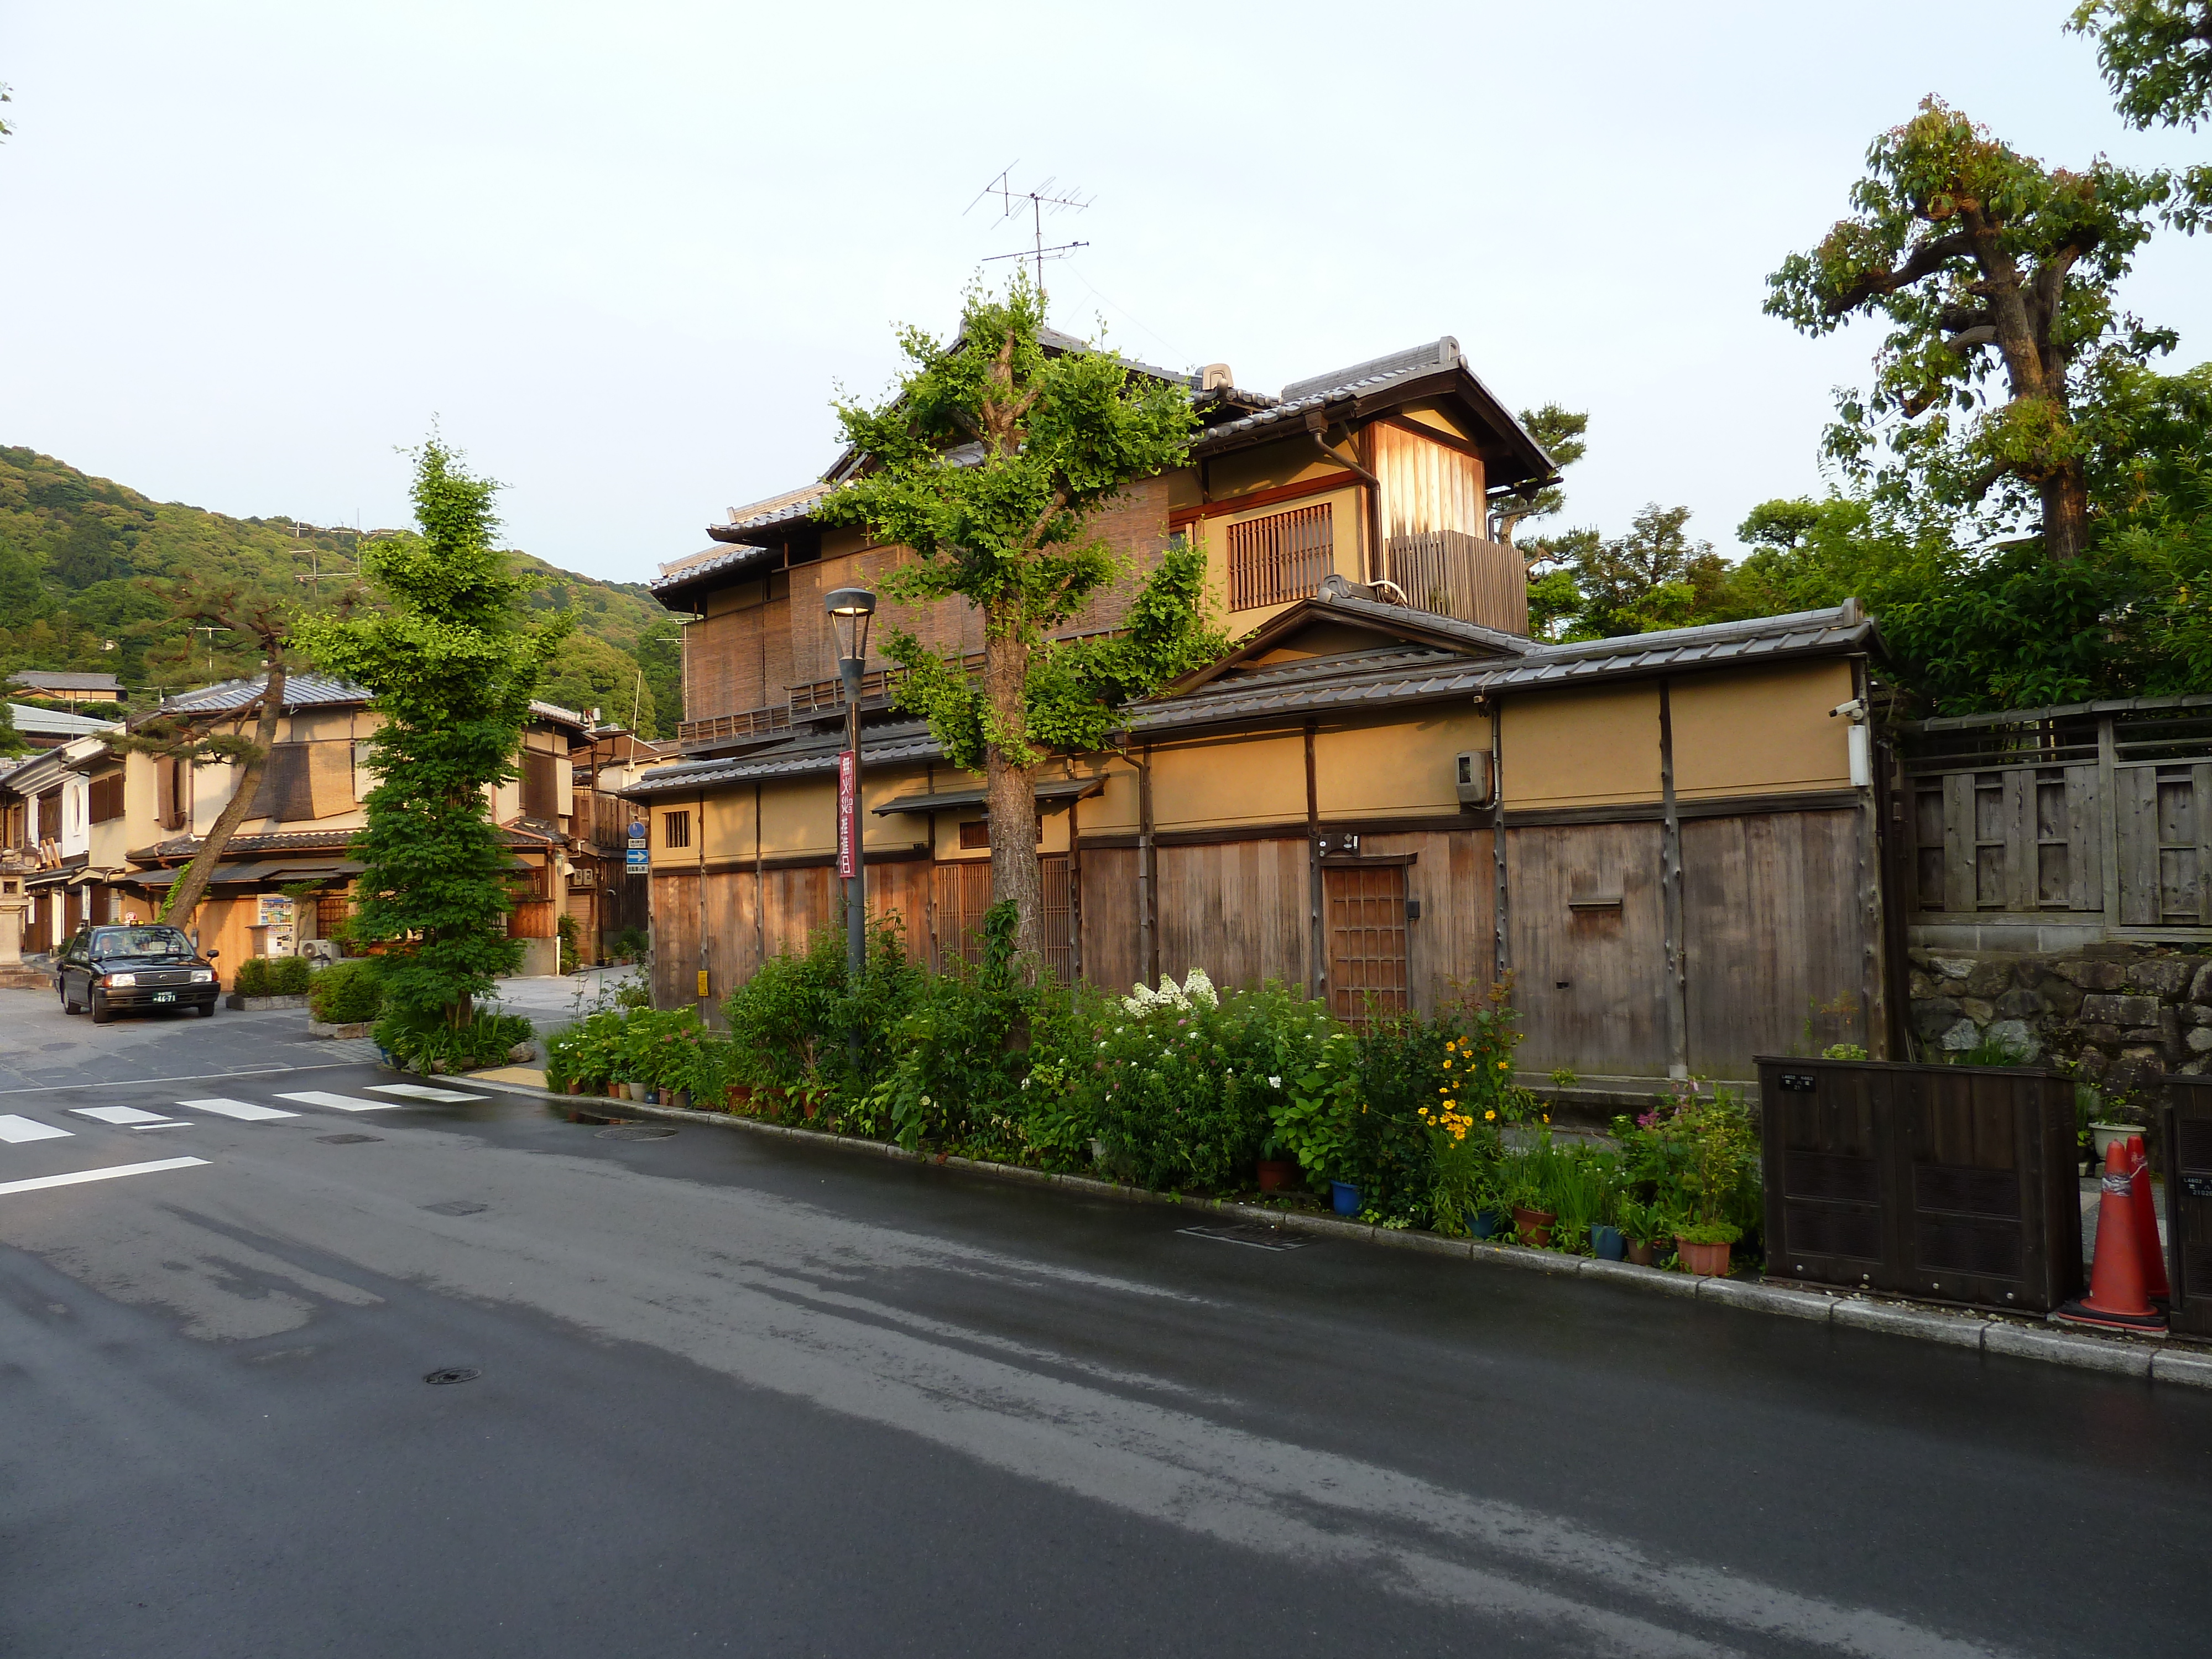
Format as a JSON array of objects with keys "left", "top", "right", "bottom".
[
  {"left": 105, "top": 972, "right": 137, "bottom": 987},
  {"left": 191, "top": 968, "right": 215, "bottom": 983}
]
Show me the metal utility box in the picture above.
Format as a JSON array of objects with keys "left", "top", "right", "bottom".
[
  {"left": 2165, "top": 1079, "right": 2212, "bottom": 1339},
  {"left": 1757, "top": 1056, "right": 2083, "bottom": 1314}
]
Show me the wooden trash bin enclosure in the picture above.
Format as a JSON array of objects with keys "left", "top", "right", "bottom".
[
  {"left": 2165, "top": 1078, "right": 2212, "bottom": 1339},
  {"left": 1757, "top": 1056, "right": 2083, "bottom": 1314}
]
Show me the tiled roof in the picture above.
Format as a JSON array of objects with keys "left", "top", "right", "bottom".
[
  {"left": 156, "top": 674, "right": 369, "bottom": 714},
  {"left": 9, "top": 669, "right": 123, "bottom": 692},
  {"left": 7, "top": 701, "right": 122, "bottom": 737},
  {"left": 132, "top": 825, "right": 559, "bottom": 862},
  {"left": 628, "top": 721, "right": 945, "bottom": 796}
]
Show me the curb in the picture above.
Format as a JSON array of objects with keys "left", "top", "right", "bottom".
[{"left": 461, "top": 1072, "right": 2209, "bottom": 1392}]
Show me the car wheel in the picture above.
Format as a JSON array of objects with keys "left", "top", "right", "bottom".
[
  {"left": 197, "top": 1000, "right": 217, "bottom": 1018},
  {"left": 90, "top": 988, "right": 114, "bottom": 1025},
  {"left": 60, "top": 979, "right": 81, "bottom": 1016}
]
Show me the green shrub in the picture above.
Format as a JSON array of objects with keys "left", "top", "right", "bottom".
[
  {"left": 309, "top": 959, "right": 384, "bottom": 1022},
  {"left": 233, "top": 956, "right": 309, "bottom": 995},
  {"left": 557, "top": 912, "right": 580, "bottom": 974},
  {"left": 722, "top": 912, "right": 921, "bottom": 1118},
  {"left": 375, "top": 1009, "right": 533, "bottom": 1073}
]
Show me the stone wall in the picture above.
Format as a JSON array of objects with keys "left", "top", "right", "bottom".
[{"left": 1907, "top": 942, "right": 2212, "bottom": 1102}]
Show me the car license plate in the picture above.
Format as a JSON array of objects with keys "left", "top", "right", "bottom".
[{"left": 153, "top": 991, "right": 176, "bottom": 1004}]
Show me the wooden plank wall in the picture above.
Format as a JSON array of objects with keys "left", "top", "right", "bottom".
[
  {"left": 1505, "top": 822, "right": 1669, "bottom": 1076},
  {"left": 1153, "top": 838, "right": 1310, "bottom": 993},
  {"left": 1079, "top": 847, "right": 1142, "bottom": 993},
  {"left": 1360, "top": 828, "right": 1495, "bottom": 1004},
  {"left": 1681, "top": 809, "right": 1865, "bottom": 1074}
]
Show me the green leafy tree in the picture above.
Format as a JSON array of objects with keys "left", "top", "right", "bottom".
[
  {"left": 2072, "top": 1, "right": 2212, "bottom": 222},
  {"left": 1491, "top": 404, "right": 1588, "bottom": 549},
  {"left": 1566, "top": 504, "right": 1728, "bottom": 637},
  {"left": 1766, "top": 97, "right": 2171, "bottom": 563},
  {"left": 633, "top": 622, "right": 684, "bottom": 737},
  {"left": 0, "top": 700, "right": 24, "bottom": 759},
  {"left": 536, "top": 629, "right": 654, "bottom": 734},
  {"left": 816, "top": 276, "right": 1214, "bottom": 966},
  {"left": 299, "top": 439, "right": 571, "bottom": 1026}
]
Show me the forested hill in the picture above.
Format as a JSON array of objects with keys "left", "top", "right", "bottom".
[{"left": 0, "top": 446, "right": 685, "bottom": 736}]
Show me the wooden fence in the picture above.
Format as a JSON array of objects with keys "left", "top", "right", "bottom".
[
  {"left": 1227, "top": 503, "right": 1333, "bottom": 612},
  {"left": 1758, "top": 1055, "right": 2080, "bottom": 1313},
  {"left": 1896, "top": 696, "right": 2212, "bottom": 935},
  {"left": 1383, "top": 530, "right": 1529, "bottom": 636}
]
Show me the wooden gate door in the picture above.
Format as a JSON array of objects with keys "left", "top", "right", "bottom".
[{"left": 1324, "top": 863, "right": 1407, "bottom": 1022}]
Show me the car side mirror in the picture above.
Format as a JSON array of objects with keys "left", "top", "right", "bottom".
[{"left": 205, "top": 948, "right": 220, "bottom": 959}]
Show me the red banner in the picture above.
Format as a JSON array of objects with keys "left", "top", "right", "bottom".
[{"left": 836, "top": 751, "right": 858, "bottom": 879}]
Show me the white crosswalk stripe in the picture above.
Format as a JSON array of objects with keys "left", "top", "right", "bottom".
[
  {"left": 0, "top": 1157, "right": 209, "bottom": 1196},
  {"left": 0, "top": 1114, "right": 73, "bottom": 1145},
  {"left": 367, "top": 1084, "right": 487, "bottom": 1103},
  {"left": 71, "top": 1105, "right": 191, "bottom": 1129},
  {"left": 177, "top": 1097, "right": 299, "bottom": 1121},
  {"left": 274, "top": 1091, "right": 400, "bottom": 1113}
]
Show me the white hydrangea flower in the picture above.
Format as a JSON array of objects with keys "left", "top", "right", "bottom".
[
  {"left": 1181, "top": 967, "right": 1218, "bottom": 1008},
  {"left": 1267, "top": 1075, "right": 1282, "bottom": 1089}
]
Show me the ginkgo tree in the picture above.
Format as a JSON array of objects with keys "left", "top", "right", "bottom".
[
  {"left": 1766, "top": 97, "right": 2171, "bottom": 562},
  {"left": 816, "top": 276, "right": 1221, "bottom": 969}
]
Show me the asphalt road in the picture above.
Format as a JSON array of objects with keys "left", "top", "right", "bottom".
[{"left": 3, "top": 1011, "right": 2209, "bottom": 1657}]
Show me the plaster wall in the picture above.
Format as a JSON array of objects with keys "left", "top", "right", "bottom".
[
  {"left": 1501, "top": 684, "right": 1663, "bottom": 810},
  {"left": 1669, "top": 661, "right": 1854, "bottom": 800}
]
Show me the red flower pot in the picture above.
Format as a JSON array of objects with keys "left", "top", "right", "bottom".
[
  {"left": 1674, "top": 1237, "right": 1731, "bottom": 1277},
  {"left": 1256, "top": 1159, "right": 1298, "bottom": 1192},
  {"left": 1512, "top": 1206, "right": 1557, "bottom": 1248},
  {"left": 566, "top": 1081, "right": 581, "bottom": 1095}
]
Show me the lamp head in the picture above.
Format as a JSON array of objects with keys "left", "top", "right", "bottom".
[{"left": 825, "top": 586, "right": 877, "bottom": 672}]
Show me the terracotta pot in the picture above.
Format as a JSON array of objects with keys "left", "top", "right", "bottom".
[
  {"left": 1256, "top": 1159, "right": 1298, "bottom": 1192},
  {"left": 606, "top": 1082, "right": 624, "bottom": 1100},
  {"left": 1626, "top": 1238, "right": 1656, "bottom": 1267},
  {"left": 1675, "top": 1237, "right": 1731, "bottom": 1277},
  {"left": 566, "top": 1081, "right": 581, "bottom": 1095},
  {"left": 1512, "top": 1205, "right": 1556, "bottom": 1248},
  {"left": 725, "top": 1084, "right": 752, "bottom": 1110}
]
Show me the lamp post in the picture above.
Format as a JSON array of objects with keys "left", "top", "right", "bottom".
[{"left": 825, "top": 587, "right": 876, "bottom": 988}]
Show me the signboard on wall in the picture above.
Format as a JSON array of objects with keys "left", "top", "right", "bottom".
[
  {"left": 836, "top": 753, "right": 858, "bottom": 879},
  {"left": 626, "top": 819, "right": 648, "bottom": 876},
  {"left": 254, "top": 894, "right": 296, "bottom": 927}
]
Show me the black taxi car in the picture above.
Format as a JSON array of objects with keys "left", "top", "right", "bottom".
[{"left": 54, "top": 924, "right": 221, "bottom": 1024}]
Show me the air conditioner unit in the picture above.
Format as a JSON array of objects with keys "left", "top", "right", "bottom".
[{"left": 1455, "top": 750, "right": 1494, "bottom": 808}]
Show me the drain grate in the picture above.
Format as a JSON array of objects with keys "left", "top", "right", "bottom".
[
  {"left": 422, "top": 1200, "right": 487, "bottom": 1216},
  {"left": 1178, "top": 1222, "right": 1311, "bottom": 1251},
  {"left": 318, "top": 1134, "right": 382, "bottom": 1145},
  {"left": 597, "top": 1125, "right": 677, "bottom": 1141},
  {"left": 423, "top": 1367, "right": 481, "bottom": 1385}
]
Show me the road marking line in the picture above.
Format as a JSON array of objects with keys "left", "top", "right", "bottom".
[
  {"left": 0, "top": 1115, "right": 74, "bottom": 1144},
  {"left": 0, "top": 1157, "right": 210, "bottom": 1196},
  {"left": 0, "top": 1063, "right": 355, "bottom": 1097},
  {"left": 178, "top": 1097, "right": 299, "bottom": 1121},
  {"left": 275, "top": 1091, "right": 400, "bottom": 1113},
  {"left": 71, "top": 1105, "right": 192, "bottom": 1127},
  {"left": 367, "top": 1084, "right": 487, "bottom": 1103}
]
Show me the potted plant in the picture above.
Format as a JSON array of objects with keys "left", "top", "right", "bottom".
[
  {"left": 1256, "top": 1133, "right": 1298, "bottom": 1192},
  {"left": 1504, "top": 1166, "right": 1555, "bottom": 1248},
  {"left": 1673, "top": 1218, "right": 1740, "bottom": 1277},
  {"left": 1615, "top": 1198, "right": 1667, "bottom": 1267}
]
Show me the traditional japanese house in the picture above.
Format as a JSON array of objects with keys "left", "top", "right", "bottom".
[{"left": 628, "top": 335, "right": 1894, "bottom": 1091}]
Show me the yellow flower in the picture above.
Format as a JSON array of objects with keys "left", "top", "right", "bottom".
[
  {"left": 1484, "top": 1109, "right": 1496, "bottom": 1121},
  {"left": 1497, "top": 1061, "right": 1509, "bottom": 1071},
  {"left": 1542, "top": 1113, "right": 1551, "bottom": 1123}
]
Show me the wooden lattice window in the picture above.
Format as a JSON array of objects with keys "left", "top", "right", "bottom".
[
  {"left": 1324, "top": 863, "right": 1408, "bottom": 1024},
  {"left": 317, "top": 891, "right": 352, "bottom": 938},
  {"left": 661, "top": 810, "right": 690, "bottom": 849},
  {"left": 520, "top": 748, "right": 560, "bottom": 822},
  {"left": 1227, "top": 502, "right": 1333, "bottom": 612}
]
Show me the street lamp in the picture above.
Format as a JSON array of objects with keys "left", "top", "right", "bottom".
[{"left": 826, "top": 587, "right": 876, "bottom": 987}]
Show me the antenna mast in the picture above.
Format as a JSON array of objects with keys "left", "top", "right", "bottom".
[{"left": 966, "top": 164, "right": 1091, "bottom": 298}]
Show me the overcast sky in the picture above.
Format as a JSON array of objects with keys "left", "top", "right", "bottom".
[{"left": 6, "top": 2, "right": 2207, "bottom": 588}]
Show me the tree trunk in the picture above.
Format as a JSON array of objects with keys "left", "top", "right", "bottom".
[
  {"left": 164, "top": 664, "right": 288, "bottom": 937},
  {"left": 981, "top": 613, "right": 1042, "bottom": 973},
  {"left": 2041, "top": 463, "right": 2088, "bottom": 564}
]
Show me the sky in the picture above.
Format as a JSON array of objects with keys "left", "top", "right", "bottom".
[{"left": 4, "top": 1, "right": 2208, "bottom": 588}]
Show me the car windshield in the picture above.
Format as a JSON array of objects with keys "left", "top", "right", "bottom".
[{"left": 90, "top": 926, "right": 196, "bottom": 958}]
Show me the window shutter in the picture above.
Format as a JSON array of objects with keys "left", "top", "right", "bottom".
[
  {"left": 254, "top": 743, "right": 315, "bottom": 823},
  {"left": 521, "top": 749, "right": 559, "bottom": 822},
  {"left": 156, "top": 758, "right": 176, "bottom": 829}
]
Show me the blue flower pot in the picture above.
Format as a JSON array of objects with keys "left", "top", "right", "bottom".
[
  {"left": 1467, "top": 1208, "right": 1504, "bottom": 1240},
  {"left": 1591, "top": 1224, "right": 1627, "bottom": 1261},
  {"left": 1328, "top": 1180, "right": 1361, "bottom": 1216}
]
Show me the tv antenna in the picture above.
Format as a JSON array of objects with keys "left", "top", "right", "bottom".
[{"left": 967, "top": 164, "right": 1089, "bottom": 297}]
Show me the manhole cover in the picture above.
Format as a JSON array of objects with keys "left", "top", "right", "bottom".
[
  {"left": 422, "top": 1200, "right": 487, "bottom": 1216},
  {"left": 319, "top": 1134, "right": 382, "bottom": 1144},
  {"left": 1178, "top": 1222, "right": 1311, "bottom": 1251},
  {"left": 597, "top": 1125, "right": 677, "bottom": 1141},
  {"left": 423, "top": 1367, "right": 481, "bottom": 1385}
]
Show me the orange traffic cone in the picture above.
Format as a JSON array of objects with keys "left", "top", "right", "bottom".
[
  {"left": 2126, "top": 1134, "right": 2171, "bottom": 1304},
  {"left": 2056, "top": 1141, "right": 2167, "bottom": 1333}
]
